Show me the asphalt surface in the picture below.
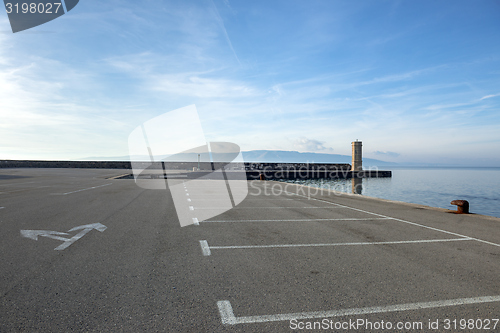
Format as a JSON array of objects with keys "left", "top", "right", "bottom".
[{"left": 0, "top": 168, "right": 499, "bottom": 332}]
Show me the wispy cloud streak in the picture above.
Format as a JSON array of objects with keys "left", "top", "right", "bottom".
[
  {"left": 209, "top": 0, "right": 241, "bottom": 65},
  {"left": 480, "top": 93, "right": 500, "bottom": 100}
]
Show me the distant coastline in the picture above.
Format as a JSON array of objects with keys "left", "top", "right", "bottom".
[{"left": 76, "top": 150, "right": 395, "bottom": 167}]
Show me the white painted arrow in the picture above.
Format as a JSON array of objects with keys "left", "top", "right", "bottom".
[
  {"left": 20, "top": 230, "right": 70, "bottom": 242},
  {"left": 68, "top": 223, "right": 107, "bottom": 233},
  {"left": 20, "top": 223, "right": 107, "bottom": 251},
  {"left": 55, "top": 223, "right": 107, "bottom": 251}
]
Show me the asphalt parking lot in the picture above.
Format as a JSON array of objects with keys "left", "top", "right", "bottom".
[{"left": 0, "top": 168, "right": 499, "bottom": 332}]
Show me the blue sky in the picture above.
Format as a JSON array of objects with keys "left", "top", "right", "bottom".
[{"left": 1, "top": 0, "right": 499, "bottom": 166}]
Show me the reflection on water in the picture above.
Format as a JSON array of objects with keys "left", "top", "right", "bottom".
[
  {"left": 279, "top": 167, "right": 500, "bottom": 218},
  {"left": 352, "top": 177, "right": 362, "bottom": 194}
]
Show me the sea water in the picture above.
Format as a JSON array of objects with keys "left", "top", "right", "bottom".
[{"left": 280, "top": 167, "right": 500, "bottom": 218}]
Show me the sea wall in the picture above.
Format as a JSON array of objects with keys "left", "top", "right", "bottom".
[
  {"left": 0, "top": 160, "right": 131, "bottom": 169},
  {"left": 0, "top": 160, "right": 391, "bottom": 178},
  {"left": 0, "top": 160, "right": 351, "bottom": 171}
]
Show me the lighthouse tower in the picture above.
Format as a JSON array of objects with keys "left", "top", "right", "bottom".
[{"left": 351, "top": 140, "right": 362, "bottom": 171}]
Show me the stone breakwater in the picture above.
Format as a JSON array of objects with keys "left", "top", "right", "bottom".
[
  {"left": 0, "top": 160, "right": 132, "bottom": 169},
  {"left": 0, "top": 160, "right": 351, "bottom": 171},
  {"left": 0, "top": 161, "right": 391, "bottom": 179}
]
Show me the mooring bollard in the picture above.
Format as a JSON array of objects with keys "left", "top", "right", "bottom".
[
  {"left": 259, "top": 173, "right": 265, "bottom": 181},
  {"left": 450, "top": 200, "right": 469, "bottom": 214}
]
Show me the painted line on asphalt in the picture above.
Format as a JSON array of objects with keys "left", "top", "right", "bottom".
[
  {"left": 183, "top": 194, "right": 237, "bottom": 197},
  {"left": 191, "top": 197, "right": 313, "bottom": 201},
  {"left": 388, "top": 216, "right": 500, "bottom": 248},
  {"left": 242, "top": 198, "right": 313, "bottom": 201},
  {"left": 285, "top": 190, "right": 500, "bottom": 248},
  {"left": 194, "top": 206, "right": 344, "bottom": 210},
  {"left": 107, "top": 173, "right": 130, "bottom": 180},
  {"left": 52, "top": 183, "right": 112, "bottom": 195},
  {"left": 0, "top": 181, "right": 37, "bottom": 187},
  {"left": 54, "top": 223, "right": 107, "bottom": 251},
  {"left": 202, "top": 238, "right": 471, "bottom": 255},
  {"left": 184, "top": 198, "right": 238, "bottom": 201},
  {"left": 0, "top": 185, "right": 52, "bottom": 194},
  {"left": 200, "top": 240, "right": 211, "bottom": 256},
  {"left": 0, "top": 207, "right": 4, "bottom": 210},
  {"left": 54, "top": 229, "right": 91, "bottom": 251},
  {"left": 217, "top": 295, "right": 500, "bottom": 325},
  {"left": 204, "top": 218, "right": 392, "bottom": 223},
  {"left": 0, "top": 185, "right": 51, "bottom": 194}
]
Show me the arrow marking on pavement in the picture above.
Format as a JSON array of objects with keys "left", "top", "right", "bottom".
[
  {"left": 20, "top": 230, "right": 70, "bottom": 241},
  {"left": 20, "top": 223, "right": 107, "bottom": 251},
  {"left": 68, "top": 223, "right": 107, "bottom": 233}
]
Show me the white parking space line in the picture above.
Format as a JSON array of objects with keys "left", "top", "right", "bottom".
[
  {"left": 204, "top": 218, "right": 391, "bottom": 223},
  {"left": 191, "top": 198, "right": 313, "bottom": 202},
  {"left": 52, "top": 183, "right": 112, "bottom": 195},
  {"left": 243, "top": 198, "right": 312, "bottom": 201},
  {"left": 217, "top": 295, "right": 500, "bottom": 325},
  {"left": 0, "top": 207, "right": 4, "bottom": 209},
  {"left": 193, "top": 207, "right": 343, "bottom": 210},
  {"left": 199, "top": 240, "right": 211, "bottom": 256},
  {"left": 107, "top": 173, "right": 131, "bottom": 180},
  {"left": 201, "top": 238, "right": 471, "bottom": 256},
  {"left": 285, "top": 190, "right": 500, "bottom": 248},
  {"left": 0, "top": 181, "right": 37, "bottom": 187},
  {"left": 0, "top": 185, "right": 52, "bottom": 194},
  {"left": 185, "top": 198, "right": 238, "bottom": 201},
  {"left": 184, "top": 194, "right": 235, "bottom": 197}
]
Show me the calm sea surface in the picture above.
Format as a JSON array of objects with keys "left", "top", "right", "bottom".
[{"left": 280, "top": 167, "right": 500, "bottom": 218}]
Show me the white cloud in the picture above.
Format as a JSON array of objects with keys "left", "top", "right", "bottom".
[
  {"left": 480, "top": 93, "right": 500, "bottom": 100},
  {"left": 151, "top": 74, "right": 256, "bottom": 98},
  {"left": 105, "top": 52, "right": 256, "bottom": 99},
  {"left": 373, "top": 151, "right": 400, "bottom": 158},
  {"left": 0, "top": 42, "right": 133, "bottom": 159},
  {"left": 292, "top": 137, "right": 334, "bottom": 153},
  {"left": 209, "top": 0, "right": 240, "bottom": 65}
]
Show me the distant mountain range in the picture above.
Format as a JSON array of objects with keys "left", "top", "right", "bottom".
[
  {"left": 79, "top": 150, "right": 396, "bottom": 167},
  {"left": 241, "top": 150, "right": 395, "bottom": 166}
]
